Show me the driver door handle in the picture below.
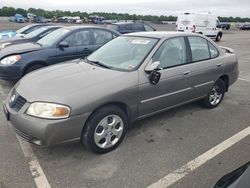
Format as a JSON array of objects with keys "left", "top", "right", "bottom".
[{"left": 183, "top": 71, "right": 191, "bottom": 75}]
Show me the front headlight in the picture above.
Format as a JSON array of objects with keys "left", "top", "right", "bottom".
[
  {"left": 0, "top": 42, "right": 11, "bottom": 49},
  {"left": 0, "top": 55, "right": 21, "bottom": 65},
  {"left": 26, "top": 102, "right": 70, "bottom": 119}
]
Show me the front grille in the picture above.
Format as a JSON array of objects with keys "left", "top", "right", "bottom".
[{"left": 9, "top": 91, "right": 27, "bottom": 112}]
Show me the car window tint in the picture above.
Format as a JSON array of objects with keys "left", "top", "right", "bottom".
[
  {"left": 144, "top": 24, "right": 154, "bottom": 31},
  {"left": 208, "top": 42, "right": 219, "bottom": 59},
  {"left": 112, "top": 33, "right": 119, "bottom": 39},
  {"left": 24, "top": 26, "right": 41, "bottom": 34},
  {"left": 153, "top": 37, "right": 187, "bottom": 69},
  {"left": 39, "top": 29, "right": 56, "bottom": 39},
  {"left": 189, "top": 37, "right": 210, "bottom": 62},
  {"left": 132, "top": 24, "right": 144, "bottom": 31},
  {"left": 124, "top": 24, "right": 132, "bottom": 30},
  {"left": 93, "top": 29, "right": 113, "bottom": 44},
  {"left": 63, "top": 30, "right": 90, "bottom": 47},
  {"left": 76, "top": 30, "right": 90, "bottom": 45},
  {"left": 63, "top": 32, "right": 78, "bottom": 47}
]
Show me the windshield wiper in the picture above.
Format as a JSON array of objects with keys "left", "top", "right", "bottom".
[{"left": 85, "top": 58, "right": 111, "bottom": 69}]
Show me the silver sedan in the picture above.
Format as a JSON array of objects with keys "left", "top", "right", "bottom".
[{"left": 3, "top": 32, "right": 239, "bottom": 153}]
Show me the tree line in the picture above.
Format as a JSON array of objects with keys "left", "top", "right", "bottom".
[{"left": 0, "top": 6, "right": 250, "bottom": 23}]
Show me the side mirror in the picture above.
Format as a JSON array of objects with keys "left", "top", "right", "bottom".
[
  {"left": 145, "top": 60, "right": 162, "bottom": 85},
  {"left": 150, "top": 70, "right": 161, "bottom": 85},
  {"left": 145, "top": 61, "right": 161, "bottom": 72},
  {"left": 58, "top": 41, "right": 69, "bottom": 49}
]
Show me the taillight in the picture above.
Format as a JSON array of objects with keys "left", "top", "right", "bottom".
[{"left": 192, "top": 25, "right": 196, "bottom": 33}]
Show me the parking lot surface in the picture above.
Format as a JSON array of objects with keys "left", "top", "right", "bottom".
[{"left": 0, "top": 23, "right": 250, "bottom": 188}]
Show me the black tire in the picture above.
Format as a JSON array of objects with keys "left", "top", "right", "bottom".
[
  {"left": 216, "top": 32, "right": 222, "bottom": 42},
  {"left": 82, "top": 105, "right": 128, "bottom": 154},
  {"left": 24, "top": 64, "right": 45, "bottom": 75},
  {"left": 201, "top": 79, "right": 226, "bottom": 109}
]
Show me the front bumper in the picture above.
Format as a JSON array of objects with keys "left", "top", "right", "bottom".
[
  {"left": 0, "top": 65, "right": 23, "bottom": 80},
  {"left": 3, "top": 100, "right": 90, "bottom": 147}
]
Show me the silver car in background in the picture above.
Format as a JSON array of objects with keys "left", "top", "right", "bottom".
[{"left": 3, "top": 32, "right": 239, "bottom": 153}]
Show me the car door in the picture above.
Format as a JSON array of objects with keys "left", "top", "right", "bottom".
[
  {"left": 138, "top": 37, "right": 194, "bottom": 117},
  {"left": 75, "top": 29, "right": 93, "bottom": 58},
  {"left": 55, "top": 31, "right": 79, "bottom": 62},
  {"left": 186, "top": 36, "right": 224, "bottom": 98},
  {"left": 92, "top": 29, "right": 116, "bottom": 51}
]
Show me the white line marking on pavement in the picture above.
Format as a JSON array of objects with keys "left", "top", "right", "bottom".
[
  {"left": 148, "top": 126, "right": 250, "bottom": 188},
  {"left": 16, "top": 135, "right": 51, "bottom": 188},
  {"left": 239, "top": 77, "right": 250, "bottom": 82}
]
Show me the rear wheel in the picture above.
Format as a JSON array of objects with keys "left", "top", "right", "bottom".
[
  {"left": 82, "top": 105, "right": 128, "bottom": 154},
  {"left": 201, "top": 79, "right": 225, "bottom": 109},
  {"left": 25, "top": 64, "right": 45, "bottom": 75}
]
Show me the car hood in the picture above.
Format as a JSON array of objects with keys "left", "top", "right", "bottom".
[
  {"left": 0, "top": 42, "right": 41, "bottom": 59},
  {"left": 15, "top": 59, "right": 138, "bottom": 105}
]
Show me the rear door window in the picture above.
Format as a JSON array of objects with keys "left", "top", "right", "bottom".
[
  {"left": 93, "top": 29, "right": 113, "bottom": 44},
  {"left": 208, "top": 42, "right": 219, "bottom": 59},
  {"left": 144, "top": 24, "right": 155, "bottom": 31},
  {"left": 188, "top": 37, "right": 210, "bottom": 62}
]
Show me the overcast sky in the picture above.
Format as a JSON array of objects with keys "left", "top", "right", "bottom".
[{"left": 1, "top": 0, "right": 250, "bottom": 17}]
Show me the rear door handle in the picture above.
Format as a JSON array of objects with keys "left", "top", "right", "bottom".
[
  {"left": 183, "top": 71, "right": 191, "bottom": 75},
  {"left": 83, "top": 48, "right": 91, "bottom": 52},
  {"left": 217, "top": 63, "right": 223, "bottom": 67}
]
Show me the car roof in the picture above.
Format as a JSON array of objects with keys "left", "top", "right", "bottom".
[
  {"left": 112, "top": 22, "right": 136, "bottom": 25},
  {"left": 61, "top": 25, "right": 121, "bottom": 35},
  {"left": 125, "top": 31, "right": 201, "bottom": 39},
  {"left": 63, "top": 25, "right": 111, "bottom": 30},
  {"left": 44, "top": 25, "right": 63, "bottom": 29}
]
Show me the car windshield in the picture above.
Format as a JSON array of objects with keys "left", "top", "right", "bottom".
[
  {"left": 36, "top": 28, "right": 70, "bottom": 47},
  {"left": 87, "top": 36, "right": 158, "bottom": 71},
  {"left": 24, "top": 27, "right": 47, "bottom": 38},
  {"left": 16, "top": 25, "right": 33, "bottom": 34}
]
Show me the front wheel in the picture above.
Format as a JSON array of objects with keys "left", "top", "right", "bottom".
[
  {"left": 82, "top": 105, "right": 128, "bottom": 154},
  {"left": 201, "top": 79, "right": 225, "bottom": 109}
]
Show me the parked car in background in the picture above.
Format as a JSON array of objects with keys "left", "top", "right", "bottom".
[
  {"left": 36, "top": 16, "right": 47, "bottom": 23},
  {"left": 214, "top": 162, "right": 250, "bottom": 188},
  {"left": 15, "top": 24, "right": 51, "bottom": 37},
  {"left": 0, "top": 26, "right": 120, "bottom": 80},
  {"left": 3, "top": 32, "right": 238, "bottom": 153},
  {"left": 0, "top": 26, "right": 62, "bottom": 50},
  {"left": 0, "top": 30, "right": 16, "bottom": 40},
  {"left": 220, "top": 22, "right": 231, "bottom": 30},
  {"left": 105, "top": 22, "right": 156, "bottom": 34},
  {"left": 240, "top": 24, "right": 250, "bottom": 30},
  {"left": 176, "top": 12, "right": 223, "bottom": 41}
]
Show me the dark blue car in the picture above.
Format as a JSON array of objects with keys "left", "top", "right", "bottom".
[{"left": 0, "top": 26, "right": 120, "bottom": 80}]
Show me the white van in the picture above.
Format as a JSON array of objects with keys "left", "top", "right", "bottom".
[{"left": 176, "top": 12, "right": 223, "bottom": 41}]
